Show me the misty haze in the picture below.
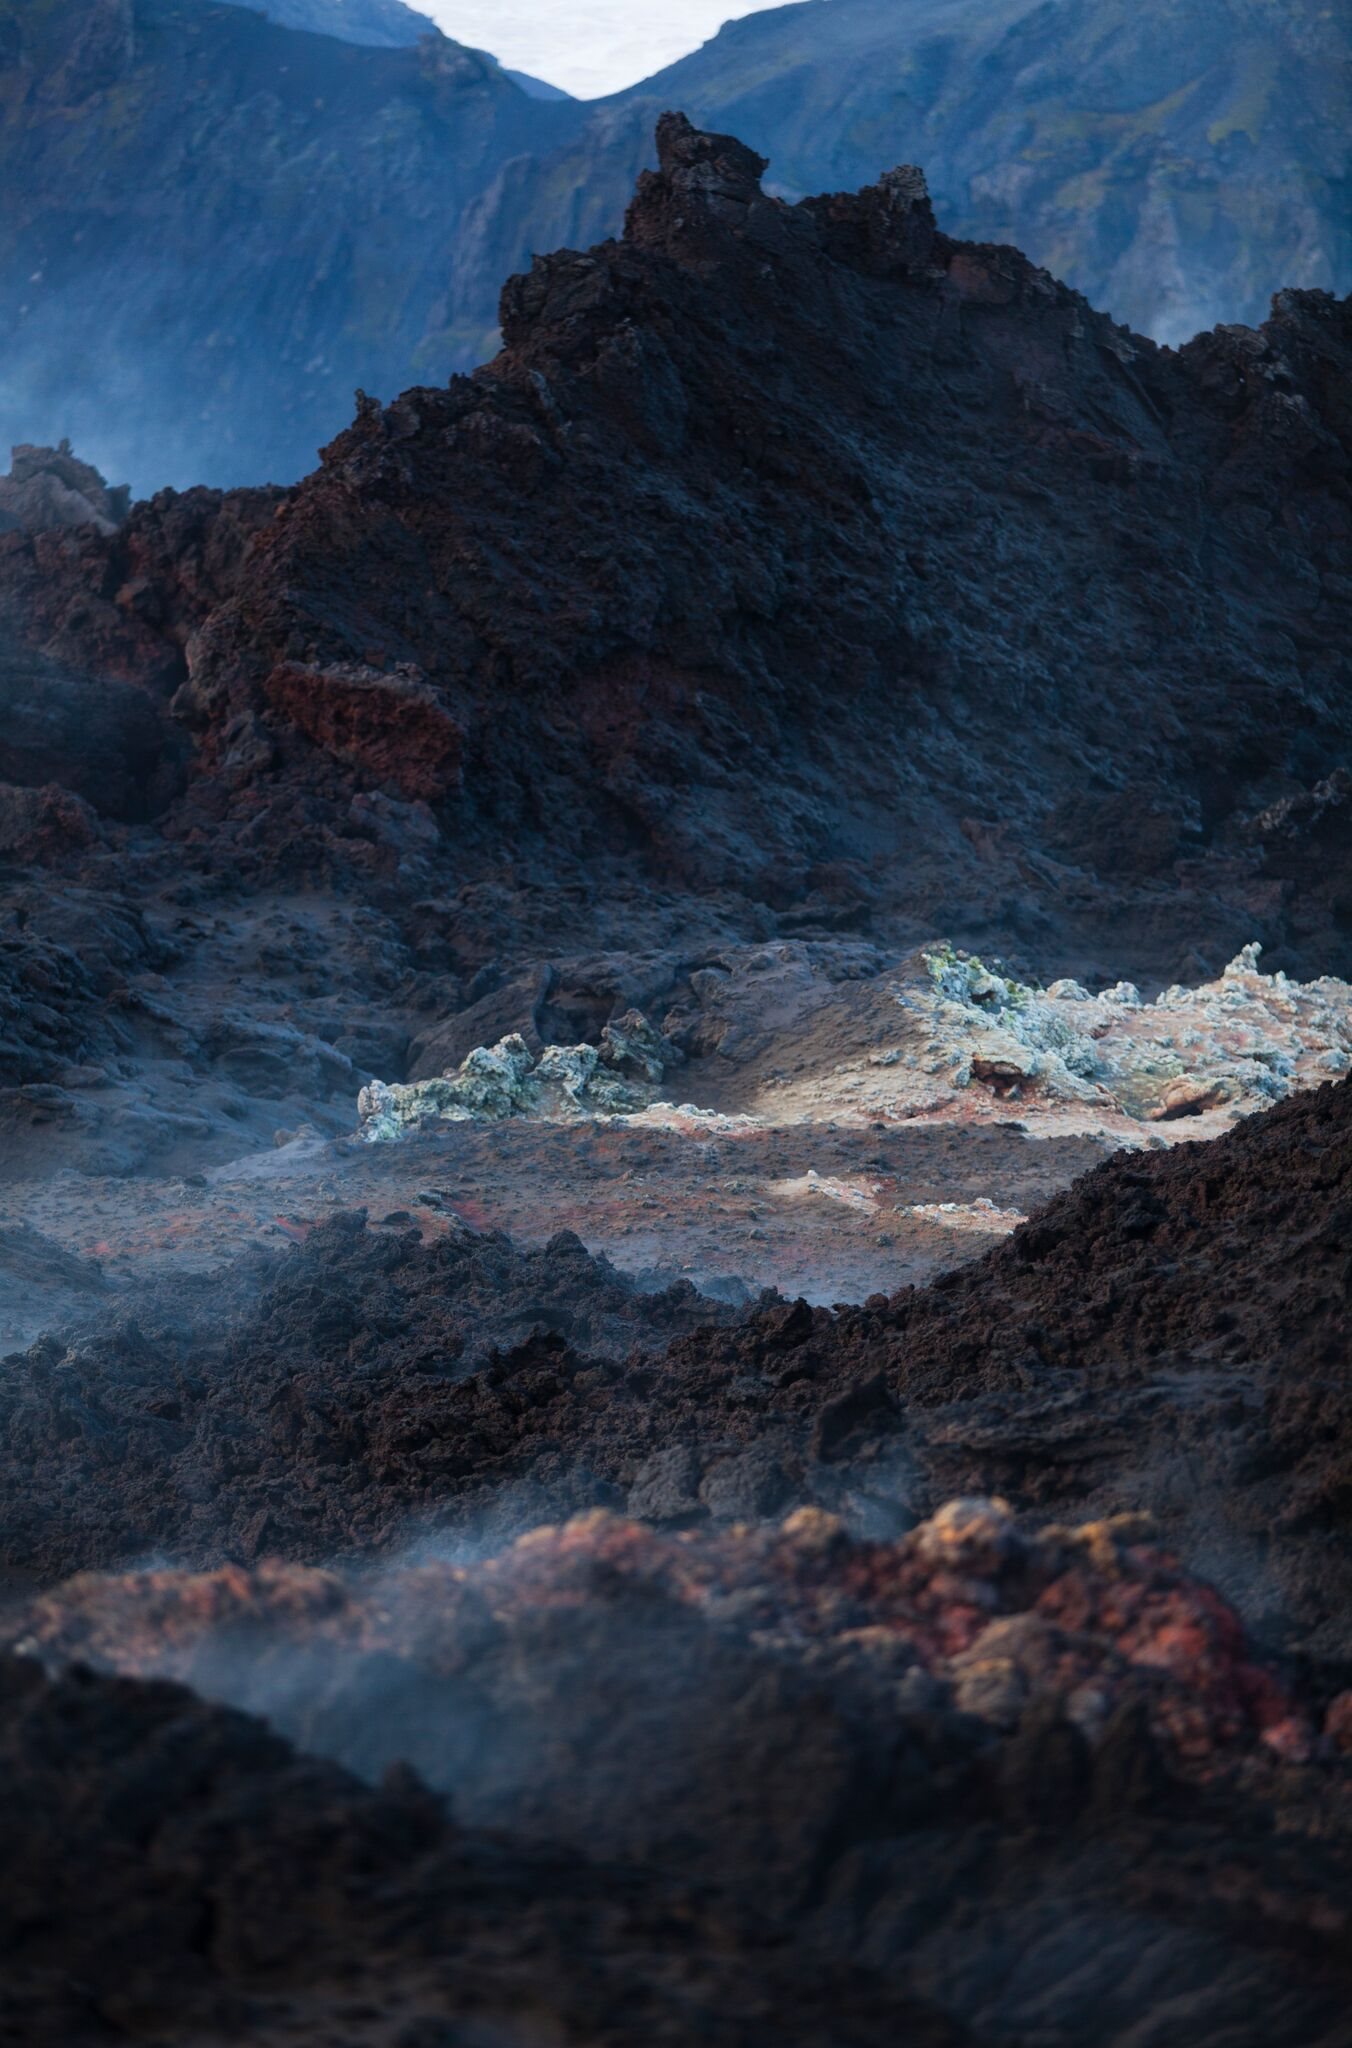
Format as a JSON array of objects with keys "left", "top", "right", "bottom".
[{"left": 0, "top": 4, "right": 1350, "bottom": 2045}]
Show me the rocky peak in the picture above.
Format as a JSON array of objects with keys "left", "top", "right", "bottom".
[
  {"left": 621, "top": 109, "right": 941, "bottom": 289},
  {"left": 798, "top": 163, "right": 938, "bottom": 282},
  {"left": 654, "top": 107, "right": 769, "bottom": 207},
  {"left": 0, "top": 442, "right": 130, "bottom": 536},
  {"left": 625, "top": 109, "right": 775, "bottom": 257}
]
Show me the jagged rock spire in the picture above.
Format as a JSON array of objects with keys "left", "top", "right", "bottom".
[{"left": 625, "top": 110, "right": 773, "bottom": 257}]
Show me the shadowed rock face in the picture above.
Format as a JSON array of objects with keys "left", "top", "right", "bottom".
[
  {"left": 1, "top": 0, "right": 1347, "bottom": 493},
  {"left": 0, "top": 1653, "right": 971, "bottom": 2048},
  {"left": 5, "top": 113, "right": 1346, "bottom": 985},
  {"left": 618, "top": 0, "right": 1352, "bottom": 347}
]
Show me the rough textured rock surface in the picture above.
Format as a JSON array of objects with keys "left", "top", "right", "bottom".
[
  {"left": 6, "top": 1507, "right": 1352, "bottom": 2048},
  {"left": 0, "top": 441, "right": 129, "bottom": 535},
  {"left": 680, "top": 1073, "right": 1352, "bottom": 1666},
  {"left": 0, "top": 472, "right": 276, "bottom": 840},
  {"left": 2, "top": 103, "right": 1351, "bottom": 2048},
  {"left": 6, "top": 1087, "right": 1349, "bottom": 2046},
  {"left": 0, "top": 1654, "right": 962, "bottom": 2047},
  {"left": 5, "top": 1081, "right": 1348, "bottom": 1674},
  {"left": 0, "top": 1212, "right": 754, "bottom": 1576},
  {"left": 4, "top": 114, "right": 1347, "bottom": 1003}
]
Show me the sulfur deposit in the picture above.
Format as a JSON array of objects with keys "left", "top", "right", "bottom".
[
  {"left": 358, "top": 1011, "right": 672, "bottom": 1135},
  {"left": 914, "top": 941, "right": 1351, "bottom": 1123}
]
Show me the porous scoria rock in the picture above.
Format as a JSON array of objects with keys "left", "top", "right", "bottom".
[
  {"left": 0, "top": 782, "right": 101, "bottom": 861},
  {"left": 9, "top": 1500, "right": 1321, "bottom": 1778},
  {"left": 8, "top": 1502, "right": 1352, "bottom": 2048},
  {"left": 654, "top": 1076, "right": 1352, "bottom": 1660}
]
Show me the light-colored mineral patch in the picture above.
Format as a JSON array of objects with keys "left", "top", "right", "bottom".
[
  {"left": 29, "top": 936, "right": 1346, "bottom": 1333},
  {"left": 358, "top": 1010, "right": 672, "bottom": 1138},
  {"left": 903, "top": 1197, "right": 1027, "bottom": 1235},
  {"left": 914, "top": 940, "right": 1350, "bottom": 1125},
  {"left": 358, "top": 943, "right": 1350, "bottom": 1150}
]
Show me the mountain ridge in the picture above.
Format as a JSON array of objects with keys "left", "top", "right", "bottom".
[
  {"left": 3, "top": 115, "right": 1347, "bottom": 1010},
  {"left": 214, "top": 0, "right": 574, "bottom": 96},
  {"left": 611, "top": 0, "right": 1351, "bottom": 346},
  {"left": 0, "top": 0, "right": 1347, "bottom": 491},
  {"left": 217, "top": 0, "right": 436, "bottom": 45}
]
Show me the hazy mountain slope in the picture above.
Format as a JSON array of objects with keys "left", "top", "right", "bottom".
[
  {"left": 216, "top": 0, "right": 434, "bottom": 44},
  {"left": 0, "top": 0, "right": 578, "bottom": 492},
  {"left": 618, "top": 0, "right": 1351, "bottom": 344},
  {"left": 502, "top": 66, "right": 573, "bottom": 101},
  {"left": 216, "top": 0, "right": 573, "bottom": 99}
]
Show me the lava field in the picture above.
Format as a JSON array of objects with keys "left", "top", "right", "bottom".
[{"left": 0, "top": 108, "right": 1350, "bottom": 2048}]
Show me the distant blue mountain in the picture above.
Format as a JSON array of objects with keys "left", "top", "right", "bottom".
[
  {"left": 502, "top": 66, "right": 572, "bottom": 102},
  {"left": 219, "top": 0, "right": 436, "bottom": 47},
  {"left": 219, "top": 0, "right": 573, "bottom": 99}
]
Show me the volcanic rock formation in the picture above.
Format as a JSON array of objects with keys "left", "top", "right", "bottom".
[
  {"left": 0, "top": 115, "right": 1348, "bottom": 1226},
  {"left": 2, "top": 116, "right": 1349, "bottom": 993},
  {"left": 3, "top": 0, "right": 1347, "bottom": 490},
  {"left": 2, "top": 1653, "right": 962, "bottom": 2048},
  {"left": 2, "top": 110, "right": 1351, "bottom": 2048},
  {"left": 5, "top": 1076, "right": 1348, "bottom": 1672},
  {"left": 622, "top": 0, "right": 1352, "bottom": 345},
  {"left": 6, "top": 1076, "right": 1352, "bottom": 2047},
  {"left": 6, "top": 1500, "right": 1352, "bottom": 2045},
  {"left": 0, "top": 441, "right": 129, "bottom": 536}
]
